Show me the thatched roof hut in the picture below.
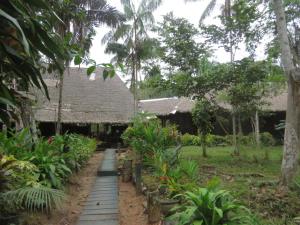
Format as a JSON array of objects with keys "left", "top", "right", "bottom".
[
  {"left": 139, "top": 92, "right": 287, "bottom": 116},
  {"left": 34, "top": 67, "right": 134, "bottom": 124}
]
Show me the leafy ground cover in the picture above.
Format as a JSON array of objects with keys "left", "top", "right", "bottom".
[
  {"left": 0, "top": 129, "right": 97, "bottom": 224},
  {"left": 180, "top": 145, "right": 300, "bottom": 225}
]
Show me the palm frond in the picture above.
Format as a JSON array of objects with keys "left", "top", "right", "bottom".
[
  {"left": 138, "top": 0, "right": 162, "bottom": 14},
  {"left": 87, "top": 2, "right": 125, "bottom": 27},
  {"left": 1, "top": 186, "right": 65, "bottom": 213},
  {"left": 199, "top": 0, "right": 217, "bottom": 24}
]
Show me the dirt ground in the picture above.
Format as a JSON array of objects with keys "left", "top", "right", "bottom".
[
  {"left": 30, "top": 152, "right": 103, "bottom": 225},
  {"left": 119, "top": 178, "right": 148, "bottom": 225}
]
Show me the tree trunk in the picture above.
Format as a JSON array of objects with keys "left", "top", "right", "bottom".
[
  {"left": 273, "top": 0, "right": 300, "bottom": 186},
  {"left": 232, "top": 113, "right": 239, "bottom": 155},
  {"left": 201, "top": 134, "right": 208, "bottom": 157},
  {"left": 133, "top": 18, "right": 138, "bottom": 114},
  {"left": 280, "top": 78, "right": 300, "bottom": 185},
  {"left": 255, "top": 111, "right": 260, "bottom": 148},
  {"left": 238, "top": 114, "right": 243, "bottom": 136},
  {"left": 56, "top": 71, "right": 64, "bottom": 135},
  {"left": 20, "top": 98, "right": 38, "bottom": 142}
]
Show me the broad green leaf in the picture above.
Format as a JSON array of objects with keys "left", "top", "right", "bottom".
[
  {"left": 0, "top": 9, "right": 29, "bottom": 54},
  {"left": 87, "top": 65, "right": 96, "bottom": 76}
]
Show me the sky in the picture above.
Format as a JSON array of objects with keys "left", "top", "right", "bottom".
[{"left": 89, "top": 0, "right": 266, "bottom": 66}]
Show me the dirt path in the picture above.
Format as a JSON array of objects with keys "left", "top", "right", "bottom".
[
  {"left": 119, "top": 178, "right": 148, "bottom": 225},
  {"left": 32, "top": 152, "right": 103, "bottom": 225}
]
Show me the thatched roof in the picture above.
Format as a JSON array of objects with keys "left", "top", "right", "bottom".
[
  {"left": 139, "top": 97, "right": 194, "bottom": 116},
  {"left": 264, "top": 92, "right": 287, "bottom": 112},
  {"left": 34, "top": 67, "right": 134, "bottom": 124},
  {"left": 139, "top": 92, "right": 288, "bottom": 116}
]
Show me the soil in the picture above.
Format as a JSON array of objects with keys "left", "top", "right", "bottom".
[
  {"left": 29, "top": 152, "right": 103, "bottom": 225},
  {"left": 119, "top": 178, "right": 148, "bottom": 225}
]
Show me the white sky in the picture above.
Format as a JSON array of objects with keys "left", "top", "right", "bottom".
[{"left": 89, "top": 0, "right": 266, "bottom": 66}]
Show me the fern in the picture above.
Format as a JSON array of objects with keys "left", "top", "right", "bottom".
[{"left": 1, "top": 186, "right": 65, "bottom": 213}]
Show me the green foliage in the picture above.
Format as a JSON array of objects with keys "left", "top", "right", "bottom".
[
  {"left": 0, "top": 154, "right": 39, "bottom": 192},
  {"left": 0, "top": 186, "right": 65, "bottom": 213},
  {"left": 192, "top": 100, "right": 216, "bottom": 136},
  {"left": 181, "top": 134, "right": 201, "bottom": 146},
  {"left": 181, "top": 133, "right": 231, "bottom": 147},
  {"left": 157, "top": 12, "right": 209, "bottom": 75},
  {"left": 0, "top": 0, "right": 66, "bottom": 123},
  {"left": 224, "top": 132, "right": 275, "bottom": 147},
  {"left": 122, "top": 114, "right": 178, "bottom": 160},
  {"left": 0, "top": 130, "right": 96, "bottom": 189},
  {"left": 180, "top": 132, "right": 276, "bottom": 148},
  {"left": 168, "top": 186, "right": 255, "bottom": 225},
  {"left": 260, "top": 132, "right": 276, "bottom": 146}
]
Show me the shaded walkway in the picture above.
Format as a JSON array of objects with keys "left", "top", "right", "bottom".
[{"left": 77, "top": 149, "right": 119, "bottom": 225}]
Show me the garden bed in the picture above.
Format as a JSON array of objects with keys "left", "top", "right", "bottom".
[{"left": 26, "top": 152, "right": 103, "bottom": 225}]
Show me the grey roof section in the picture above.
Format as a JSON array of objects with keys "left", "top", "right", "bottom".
[
  {"left": 139, "top": 97, "right": 194, "bottom": 116},
  {"left": 34, "top": 67, "right": 134, "bottom": 124},
  {"left": 139, "top": 92, "right": 288, "bottom": 116}
]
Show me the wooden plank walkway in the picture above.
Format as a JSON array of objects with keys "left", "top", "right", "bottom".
[{"left": 77, "top": 149, "right": 119, "bottom": 225}]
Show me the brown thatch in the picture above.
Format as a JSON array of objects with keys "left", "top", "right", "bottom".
[
  {"left": 34, "top": 67, "right": 134, "bottom": 124},
  {"left": 140, "top": 92, "right": 288, "bottom": 116}
]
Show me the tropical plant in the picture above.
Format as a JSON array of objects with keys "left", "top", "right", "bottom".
[
  {"left": 179, "top": 160, "right": 199, "bottom": 181},
  {"left": 168, "top": 187, "right": 255, "bottom": 225},
  {"left": 0, "top": 155, "right": 38, "bottom": 192},
  {"left": 102, "top": 0, "right": 162, "bottom": 112},
  {"left": 0, "top": 186, "right": 65, "bottom": 213},
  {"left": 122, "top": 114, "right": 178, "bottom": 161},
  {"left": 0, "top": 0, "right": 65, "bottom": 124}
]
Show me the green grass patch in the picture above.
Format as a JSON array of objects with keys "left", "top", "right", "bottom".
[{"left": 179, "top": 145, "right": 300, "bottom": 225}]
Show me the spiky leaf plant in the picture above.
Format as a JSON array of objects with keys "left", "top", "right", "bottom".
[{"left": 1, "top": 186, "right": 65, "bottom": 213}]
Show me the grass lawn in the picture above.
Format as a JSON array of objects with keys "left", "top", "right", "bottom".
[{"left": 180, "top": 145, "right": 300, "bottom": 225}]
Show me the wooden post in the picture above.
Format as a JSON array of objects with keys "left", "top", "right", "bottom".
[
  {"left": 122, "top": 159, "right": 132, "bottom": 182},
  {"left": 135, "top": 162, "right": 142, "bottom": 195},
  {"left": 147, "top": 190, "right": 160, "bottom": 224}
]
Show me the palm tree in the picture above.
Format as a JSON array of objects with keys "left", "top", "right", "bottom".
[
  {"left": 102, "top": 0, "right": 162, "bottom": 113},
  {"left": 55, "top": 0, "right": 124, "bottom": 134}
]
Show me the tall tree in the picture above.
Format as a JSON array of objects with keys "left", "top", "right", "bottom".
[
  {"left": 272, "top": 0, "right": 300, "bottom": 187},
  {"left": 157, "top": 13, "right": 208, "bottom": 76},
  {"left": 188, "top": 0, "right": 259, "bottom": 154},
  {"left": 55, "top": 0, "right": 124, "bottom": 134},
  {"left": 102, "top": 0, "right": 162, "bottom": 113}
]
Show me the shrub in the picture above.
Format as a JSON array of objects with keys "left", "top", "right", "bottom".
[
  {"left": 168, "top": 186, "right": 256, "bottom": 225},
  {"left": 180, "top": 133, "right": 195, "bottom": 146},
  {"left": 122, "top": 114, "right": 178, "bottom": 160},
  {"left": 260, "top": 132, "right": 276, "bottom": 146},
  {"left": 239, "top": 135, "right": 255, "bottom": 146},
  {"left": 181, "top": 134, "right": 229, "bottom": 147},
  {"left": 206, "top": 134, "right": 228, "bottom": 147}
]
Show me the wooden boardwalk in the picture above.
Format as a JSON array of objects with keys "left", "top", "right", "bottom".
[{"left": 77, "top": 149, "right": 119, "bottom": 225}]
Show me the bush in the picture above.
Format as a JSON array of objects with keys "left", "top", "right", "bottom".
[
  {"left": 260, "top": 132, "right": 276, "bottom": 146},
  {"left": 206, "top": 134, "right": 228, "bottom": 147},
  {"left": 0, "top": 131, "right": 96, "bottom": 189},
  {"left": 180, "top": 134, "right": 200, "bottom": 146},
  {"left": 122, "top": 114, "right": 178, "bottom": 160},
  {"left": 167, "top": 186, "right": 256, "bottom": 225},
  {"left": 181, "top": 133, "right": 228, "bottom": 147}
]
